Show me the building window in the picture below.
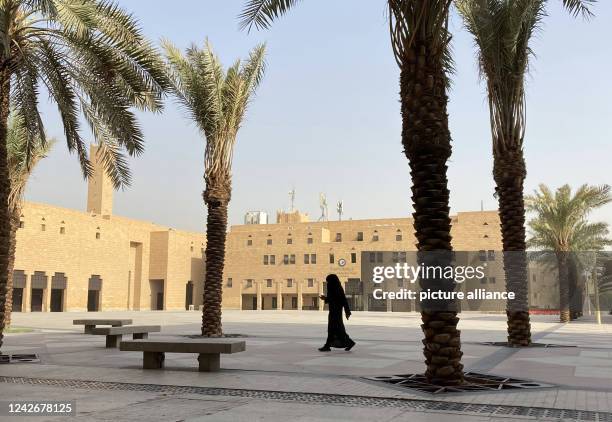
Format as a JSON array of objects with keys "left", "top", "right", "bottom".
[
  {"left": 310, "top": 254, "right": 316, "bottom": 264},
  {"left": 267, "top": 238, "right": 272, "bottom": 245},
  {"left": 227, "top": 278, "right": 233, "bottom": 287},
  {"left": 373, "top": 231, "right": 379, "bottom": 241},
  {"left": 335, "top": 233, "right": 342, "bottom": 242},
  {"left": 41, "top": 224, "right": 46, "bottom": 231},
  {"left": 287, "top": 238, "right": 293, "bottom": 244},
  {"left": 478, "top": 250, "right": 487, "bottom": 261},
  {"left": 96, "top": 232, "right": 100, "bottom": 239},
  {"left": 400, "top": 252, "right": 407, "bottom": 262},
  {"left": 398, "top": 278, "right": 404, "bottom": 287},
  {"left": 307, "top": 278, "right": 314, "bottom": 288},
  {"left": 304, "top": 254, "right": 310, "bottom": 264},
  {"left": 357, "top": 232, "right": 363, "bottom": 241},
  {"left": 60, "top": 227, "right": 65, "bottom": 234},
  {"left": 247, "top": 239, "right": 253, "bottom": 246},
  {"left": 351, "top": 253, "right": 357, "bottom": 264},
  {"left": 369, "top": 252, "right": 375, "bottom": 263},
  {"left": 396, "top": 230, "right": 402, "bottom": 241},
  {"left": 489, "top": 277, "right": 496, "bottom": 284},
  {"left": 19, "top": 220, "right": 24, "bottom": 229},
  {"left": 264, "top": 255, "right": 269, "bottom": 265},
  {"left": 287, "top": 279, "right": 293, "bottom": 288},
  {"left": 488, "top": 250, "right": 495, "bottom": 260},
  {"left": 283, "top": 255, "right": 289, "bottom": 265},
  {"left": 246, "top": 279, "right": 253, "bottom": 288},
  {"left": 290, "top": 254, "right": 295, "bottom": 264},
  {"left": 270, "top": 255, "right": 276, "bottom": 265},
  {"left": 329, "top": 253, "right": 335, "bottom": 264},
  {"left": 377, "top": 252, "right": 383, "bottom": 263},
  {"left": 392, "top": 252, "right": 399, "bottom": 263},
  {"left": 266, "top": 279, "right": 273, "bottom": 288},
  {"left": 480, "top": 277, "right": 488, "bottom": 284},
  {"left": 307, "top": 237, "right": 313, "bottom": 244}
]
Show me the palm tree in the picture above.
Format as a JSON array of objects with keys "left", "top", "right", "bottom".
[
  {"left": 526, "top": 184, "right": 612, "bottom": 322},
  {"left": 0, "top": 0, "right": 169, "bottom": 352},
  {"left": 5, "top": 113, "right": 52, "bottom": 328},
  {"left": 241, "top": 0, "right": 463, "bottom": 385},
  {"left": 164, "top": 40, "right": 266, "bottom": 337},
  {"left": 456, "top": 0, "right": 595, "bottom": 346}
]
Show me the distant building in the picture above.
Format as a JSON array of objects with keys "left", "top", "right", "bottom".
[
  {"left": 276, "top": 210, "right": 309, "bottom": 224},
  {"left": 244, "top": 211, "right": 268, "bottom": 225},
  {"left": 11, "top": 147, "right": 556, "bottom": 313},
  {"left": 13, "top": 145, "right": 205, "bottom": 313}
]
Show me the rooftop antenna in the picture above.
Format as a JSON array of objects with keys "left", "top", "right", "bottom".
[
  {"left": 481, "top": 200, "right": 484, "bottom": 211},
  {"left": 318, "top": 193, "right": 328, "bottom": 221},
  {"left": 337, "top": 200, "right": 344, "bottom": 221},
  {"left": 288, "top": 188, "right": 296, "bottom": 212}
]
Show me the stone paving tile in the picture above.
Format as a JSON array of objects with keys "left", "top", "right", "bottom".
[{"left": 4, "top": 310, "right": 612, "bottom": 418}]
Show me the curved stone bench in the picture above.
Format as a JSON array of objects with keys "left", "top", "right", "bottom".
[{"left": 119, "top": 337, "right": 246, "bottom": 372}]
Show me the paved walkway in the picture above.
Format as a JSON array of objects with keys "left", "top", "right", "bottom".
[{"left": 1, "top": 310, "right": 612, "bottom": 421}]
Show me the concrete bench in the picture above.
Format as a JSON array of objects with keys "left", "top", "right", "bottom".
[
  {"left": 119, "top": 337, "right": 246, "bottom": 372},
  {"left": 73, "top": 319, "right": 133, "bottom": 334},
  {"left": 90, "top": 325, "right": 161, "bottom": 348}
]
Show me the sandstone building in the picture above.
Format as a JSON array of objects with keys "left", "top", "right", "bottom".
[{"left": 12, "top": 148, "right": 558, "bottom": 313}]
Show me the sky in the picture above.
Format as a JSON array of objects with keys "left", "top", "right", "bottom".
[{"left": 24, "top": 0, "right": 612, "bottom": 233}]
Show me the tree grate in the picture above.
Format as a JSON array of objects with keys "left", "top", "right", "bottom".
[
  {"left": 0, "top": 354, "right": 40, "bottom": 364},
  {"left": 365, "top": 372, "right": 555, "bottom": 395},
  {"left": 479, "top": 342, "right": 576, "bottom": 348},
  {"left": 1, "top": 375, "right": 610, "bottom": 421}
]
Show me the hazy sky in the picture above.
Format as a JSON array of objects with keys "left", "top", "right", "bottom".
[{"left": 25, "top": 0, "right": 612, "bottom": 233}]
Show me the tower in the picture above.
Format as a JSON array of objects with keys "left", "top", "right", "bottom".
[{"left": 87, "top": 144, "right": 114, "bottom": 216}]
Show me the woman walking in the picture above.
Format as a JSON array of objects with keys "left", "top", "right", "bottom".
[{"left": 319, "top": 274, "right": 356, "bottom": 352}]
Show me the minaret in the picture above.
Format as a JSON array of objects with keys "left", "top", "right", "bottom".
[{"left": 87, "top": 144, "right": 114, "bottom": 216}]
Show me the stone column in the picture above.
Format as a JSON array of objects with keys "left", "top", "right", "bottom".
[
  {"left": 256, "top": 281, "right": 262, "bottom": 311},
  {"left": 23, "top": 272, "right": 31, "bottom": 313},
  {"left": 276, "top": 281, "right": 282, "bottom": 310},
  {"left": 297, "top": 280, "right": 303, "bottom": 311},
  {"left": 44, "top": 273, "right": 52, "bottom": 312},
  {"left": 238, "top": 281, "right": 243, "bottom": 310},
  {"left": 317, "top": 280, "right": 324, "bottom": 311}
]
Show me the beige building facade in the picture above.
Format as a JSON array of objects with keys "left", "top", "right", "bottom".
[{"left": 11, "top": 147, "right": 557, "bottom": 314}]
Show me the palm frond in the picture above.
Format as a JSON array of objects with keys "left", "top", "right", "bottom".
[
  {"left": 526, "top": 184, "right": 612, "bottom": 253},
  {"left": 388, "top": 0, "right": 454, "bottom": 81},
  {"left": 7, "top": 112, "right": 53, "bottom": 213},
  {"left": 561, "top": 0, "right": 595, "bottom": 18},
  {"left": 164, "top": 40, "right": 266, "bottom": 190},
  {"left": 239, "top": 0, "right": 301, "bottom": 31},
  {"left": 2, "top": 0, "right": 171, "bottom": 188}
]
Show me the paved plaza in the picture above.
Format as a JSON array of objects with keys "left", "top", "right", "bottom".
[{"left": 1, "top": 310, "right": 612, "bottom": 421}]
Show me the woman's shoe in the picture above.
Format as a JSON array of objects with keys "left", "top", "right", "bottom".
[
  {"left": 345, "top": 340, "right": 356, "bottom": 351},
  {"left": 318, "top": 346, "right": 331, "bottom": 352}
]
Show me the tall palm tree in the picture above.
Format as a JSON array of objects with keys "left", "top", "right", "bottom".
[
  {"left": 527, "top": 184, "right": 611, "bottom": 322},
  {"left": 456, "top": 0, "right": 595, "bottom": 346},
  {"left": 241, "top": 0, "right": 464, "bottom": 385},
  {"left": 5, "top": 113, "right": 52, "bottom": 328},
  {"left": 0, "top": 0, "right": 170, "bottom": 352},
  {"left": 164, "top": 40, "right": 266, "bottom": 337}
]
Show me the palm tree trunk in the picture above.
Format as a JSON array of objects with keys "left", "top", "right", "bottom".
[
  {"left": 556, "top": 251, "right": 571, "bottom": 323},
  {"left": 567, "top": 255, "right": 578, "bottom": 321},
  {"left": 201, "top": 184, "right": 230, "bottom": 337},
  {"left": 5, "top": 209, "right": 19, "bottom": 327},
  {"left": 494, "top": 153, "right": 531, "bottom": 346},
  {"left": 0, "top": 67, "right": 12, "bottom": 352},
  {"left": 400, "top": 44, "right": 464, "bottom": 385}
]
